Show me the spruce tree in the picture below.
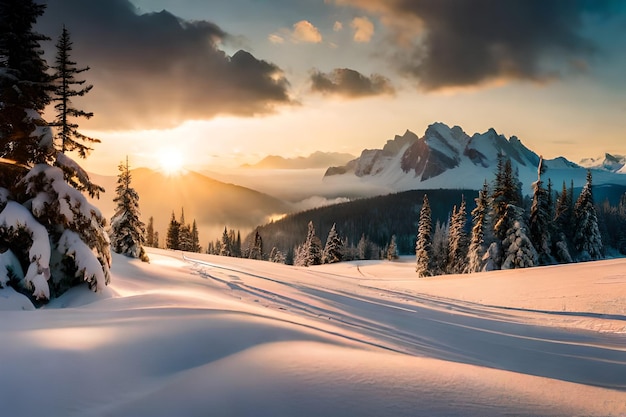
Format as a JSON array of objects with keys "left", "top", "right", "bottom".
[
  {"left": 415, "top": 194, "right": 433, "bottom": 277},
  {"left": 468, "top": 180, "right": 491, "bottom": 273},
  {"left": 178, "top": 208, "right": 192, "bottom": 251},
  {"left": 447, "top": 197, "right": 469, "bottom": 274},
  {"left": 529, "top": 157, "right": 553, "bottom": 265},
  {"left": 573, "top": 170, "right": 603, "bottom": 260},
  {"left": 166, "top": 211, "right": 180, "bottom": 249},
  {"left": 0, "top": 0, "right": 53, "bottom": 170},
  {"left": 430, "top": 219, "right": 449, "bottom": 275},
  {"left": 51, "top": 26, "right": 99, "bottom": 157},
  {"left": 249, "top": 228, "right": 263, "bottom": 260},
  {"left": 153, "top": 231, "right": 159, "bottom": 249},
  {"left": 109, "top": 157, "right": 148, "bottom": 262},
  {"left": 191, "top": 220, "right": 200, "bottom": 252},
  {"left": 145, "top": 216, "right": 154, "bottom": 247},
  {"left": 305, "top": 221, "right": 322, "bottom": 266},
  {"left": 357, "top": 234, "right": 370, "bottom": 260},
  {"left": 386, "top": 234, "right": 398, "bottom": 261},
  {"left": 322, "top": 223, "right": 343, "bottom": 264},
  {"left": 220, "top": 227, "right": 230, "bottom": 256},
  {"left": 500, "top": 204, "right": 537, "bottom": 269}
]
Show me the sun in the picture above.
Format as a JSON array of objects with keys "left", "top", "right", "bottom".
[{"left": 156, "top": 148, "right": 185, "bottom": 176}]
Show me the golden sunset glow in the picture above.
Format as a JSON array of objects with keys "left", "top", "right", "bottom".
[{"left": 156, "top": 148, "right": 185, "bottom": 176}]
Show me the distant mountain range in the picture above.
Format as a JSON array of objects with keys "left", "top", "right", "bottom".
[
  {"left": 579, "top": 153, "right": 626, "bottom": 173},
  {"left": 242, "top": 151, "right": 355, "bottom": 170},
  {"left": 324, "top": 122, "right": 626, "bottom": 193},
  {"left": 89, "top": 168, "right": 291, "bottom": 245}
]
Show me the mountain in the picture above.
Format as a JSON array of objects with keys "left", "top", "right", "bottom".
[
  {"left": 242, "top": 151, "right": 355, "bottom": 169},
  {"left": 579, "top": 153, "right": 626, "bottom": 173},
  {"left": 89, "top": 168, "right": 291, "bottom": 244},
  {"left": 324, "top": 122, "right": 626, "bottom": 192}
]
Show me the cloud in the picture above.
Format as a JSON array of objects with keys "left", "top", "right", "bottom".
[
  {"left": 268, "top": 33, "right": 285, "bottom": 44},
  {"left": 310, "top": 68, "right": 394, "bottom": 98},
  {"left": 38, "top": 0, "right": 294, "bottom": 130},
  {"left": 291, "top": 20, "right": 323, "bottom": 43},
  {"left": 350, "top": 17, "right": 374, "bottom": 43},
  {"left": 332, "top": 0, "right": 619, "bottom": 91},
  {"left": 333, "top": 21, "right": 343, "bottom": 32}
]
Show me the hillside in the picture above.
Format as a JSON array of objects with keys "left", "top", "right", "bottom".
[
  {"left": 242, "top": 151, "right": 355, "bottom": 169},
  {"left": 90, "top": 168, "right": 291, "bottom": 244},
  {"left": 1, "top": 249, "right": 625, "bottom": 416},
  {"left": 255, "top": 189, "right": 479, "bottom": 257}
]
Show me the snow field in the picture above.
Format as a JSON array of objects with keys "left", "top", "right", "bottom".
[{"left": 1, "top": 249, "right": 625, "bottom": 416}]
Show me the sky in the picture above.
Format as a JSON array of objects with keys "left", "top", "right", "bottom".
[{"left": 37, "top": 0, "right": 626, "bottom": 175}]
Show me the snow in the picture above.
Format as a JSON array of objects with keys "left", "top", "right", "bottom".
[
  {"left": 57, "top": 229, "right": 107, "bottom": 291},
  {"left": 1, "top": 249, "right": 625, "bottom": 416}
]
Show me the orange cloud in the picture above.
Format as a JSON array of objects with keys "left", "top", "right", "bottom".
[
  {"left": 292, "top": 20, "right": 323, "bottom": 43},
  {"left": 351, "top": 17, "right": 374, "bottom": 43}
]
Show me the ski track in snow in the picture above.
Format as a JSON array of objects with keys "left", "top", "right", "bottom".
[{"left": 184, "top": 254, "right": 626, "bottom": 391}]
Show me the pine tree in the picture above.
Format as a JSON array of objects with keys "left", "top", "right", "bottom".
[
  {"left": 153, "top": 231, "right": 159, "bottom": 249},
  {"left": 322, "top": 223, "right": 343, "bottom": 264},
  {"left": 249, "top": 228, "right": 263, "bottom": 260},
  {"left": 0, "top": 2, "right": 111, "bottom": 301},
  {"left": 145, "top": 216, "right": 154, "bottom": 247},
  {"left": 109, "top": 157, "right": 148, "bottom": 262},
  {"left": 190, "top": 220, "right": 200, "bottom": 252},
  {"left": 305, "top": 221, "right": 322, "bottom": 266},
  {"left": 51, "top": 26, "right": 99, "bottom": 156},
  {"left": 430, "top": 219, "right": 449, "bottom": 275},
  {"left": 0, "top": 0, "right": 54, "bottom": 170},
  {"left": 573, "top": 170, "right": 603, "bottom": 260},
  {"left": 235, "top": 230, "right": 242, "bottom": 257},
  {"left": 178, "top": 208, "right": 192, "bottom": 251},
  {"left": 386, "top": 235, "right": 398, "bottom": 261},
  {"left": 528, "top": 157, "right": 554, "bottom": 265},
  {"left": 447, "top": 196, "right": 469, "bottom": 274},
  {"left": 468, "top": 180, "right": 491, "bottom": 273},
  {"left": 166, "top": 211, "right": 180, "bottom": 250},
  {"left": 357, "top": 234, "right": 370, "bottom": 260},
  {"left": 269, "top": 247, "right": 285, "bottom": 263},
  {"left": 500, "top": 204, "right": 537, "bottom": 269},
  {"left": 219, "top": 227, "right": 230, "bottom": 256},
  {"left": 415, "top": 194, "right": 433, "bottom": 277}
]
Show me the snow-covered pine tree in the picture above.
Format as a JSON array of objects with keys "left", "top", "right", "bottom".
[
  {"left": 0, "top": 0, "right": 53, "bottom": 170},
  {"left": 468, "top": 180, "right": 491, "bottom": 273},
  {"left": 500, "top": 204, "right": 537, "bottom": 269},
  {"left": 322, "top": 223, "right": 343, "bottom": 264},
  {"left": 249, "top": 228, "right": 263, "bottom": 260},
  {"left": 177, "top": 208, "right": 193, "bottom": 251},
  {"left": 357, "top": 233, "right": 371, "bottom": 260},
  {"left": 165, "top": 211, "right": 180, "bottom": 249},
  {"left": 0, "top": 1, "right": 111, "bottom": 301},
  {"left": 109, "top": 157, "right": 148, "bottom": 262},
  {"left": 415, "top": 194, "right": 433, "bottom": 277},
  {"left": 447, "top": 196, "right": 469, "bottom": 274},
  {"left": 529, "top": 157, "right": 554, "bottom": 265},
  {"left": 430, "top": 219, "right": 449, "bottom": 275},
  {"left": 145, "top": 216, "right": 154, "bottom": 247},
  {"left": 386, "top": 234, "right": 398, "bottom": 261},
  {"left": 573, "top": 170, "right": 603, "bottom": 261},
  {"left": 190, "top": 220, "right": 200, "bottom": 252},
  {"left": 305, "top": 221, "right": 322, "bottom": 266},
  {"left": 219, "top": 227, "right": 230, "bottom": 256},
  {"left": 269, "top": 247, "right": 285, "bottom": 263}
]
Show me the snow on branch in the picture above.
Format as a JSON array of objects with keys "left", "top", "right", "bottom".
[
  {"left": 58, "top": 230, "right": 106, "bottom": 292},
  {"left": 0, "top": 201, "right": 51, "bottom": 299}
]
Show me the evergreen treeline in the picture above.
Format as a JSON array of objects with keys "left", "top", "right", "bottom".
[
  {"left": 415, "top": 156, "right": 609, "bottom": 276},
  {"left": 164, "top": 208, "right": 201, "bottom": 252},
  {"left": 248, "top": 189, "right": 479, "bottom": 263}
]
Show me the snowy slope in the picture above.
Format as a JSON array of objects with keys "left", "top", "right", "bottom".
[
  {"left": 580, "top": 153, "right": 626, "bottom": 173},
  {"left": 325, "top": 123, "right": 626, "bottom": 193},
  {"left": 1, "top": 249, "right": 625, "bottom": 416}
]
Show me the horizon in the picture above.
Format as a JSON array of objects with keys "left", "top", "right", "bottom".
[{"left": 33, "top": 0, "right": 626, "bottom": 176}]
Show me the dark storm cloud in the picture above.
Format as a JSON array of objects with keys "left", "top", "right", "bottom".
[
  {"left": 38, "top": 0, "right": 293, "bottom": 129},
  {"left": 310, "top": 68, "right": 394, "bottom": 98},
  {"left": 334, "top": 0, "right": 620, "bottom": 91}
]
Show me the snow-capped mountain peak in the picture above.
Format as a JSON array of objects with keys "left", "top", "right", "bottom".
[{"left": 324, "top": 122, "right": 625, "bottom": 192}]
